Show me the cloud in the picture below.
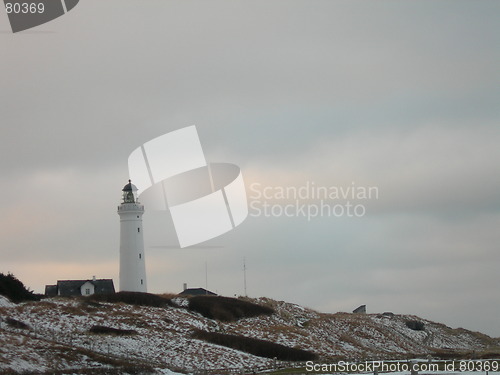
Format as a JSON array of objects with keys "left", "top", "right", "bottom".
[
  {"left": 0, "top": 0, "right": 499, "bottom": 338},
  {"left": 0, "top": 167, "right": 124, "bottom": 262},
  {"left": 242, "top": 124, "right": 500, "bottom": 217}
]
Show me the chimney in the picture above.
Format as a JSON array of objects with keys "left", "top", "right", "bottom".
[{"left": 183, "top": 283, "right": 187, "bottom": 291}]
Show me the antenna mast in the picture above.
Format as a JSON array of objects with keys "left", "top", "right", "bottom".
[
  {"left": 243, "top": 257, "right": 247, "bottom": 297},
  {"left": 205, "top": 261, "right": 208, "bottom": 294}
]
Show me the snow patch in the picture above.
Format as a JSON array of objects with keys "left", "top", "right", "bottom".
[{"left": 0, "top": 295, "right": 14, "bottom": 307}]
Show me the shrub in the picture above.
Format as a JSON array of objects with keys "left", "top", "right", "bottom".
[
  {"left": 89, "top": 291, "right": 174, "bottom": 307},
  {"left": 89, "top": 325, "right": 137, "bottom": 336},
  {"left": 6, "top": 317, "right": 30, "bottom": 329},
  {"left": 188, "top": 296, "right": 274, "bottom": 322},
  {"left": 0, "top": 273, "right": 40, "bottom": 303},
  {"left": 406, "top": 320, "right": 425, "bottom": 331},
  {"left": 193, "top": 329, "right": 318, "bottom": 361}
]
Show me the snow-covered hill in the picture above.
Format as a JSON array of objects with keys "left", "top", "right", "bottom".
[{"left": 0, "top": 295, "right": 498, "bottom": 374}]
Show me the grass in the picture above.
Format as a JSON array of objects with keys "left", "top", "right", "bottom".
[
  {"left": 37, "top": 344, "right": 157, "bottom": 374},
  {"left": 31, "top": 366, "right": 157, "bottom": 375}
]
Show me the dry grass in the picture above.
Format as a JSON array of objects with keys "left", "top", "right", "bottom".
[
  {"left": 157, "top": 293, "right": 179, "bottom": 300},
  {"left": 118, "top": 316, "right": 150, "bottom": 329},
  {"left": 338, "top": 333, "right": 360, "bottom": 347},
  {"left": 25, "top": 301, "right": 57, "bottom": 315},
  {"left": 59, "top": 304, "right": 88, "bottom": 316}
]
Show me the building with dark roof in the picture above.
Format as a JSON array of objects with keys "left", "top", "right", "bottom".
[
  {"left": 353, "top": 304, "right": 367, "bottom": 314},
  {"left": 45, "top": 277, "right": 115, "bottom": 297},
  {"left": 178, "top": 287, "right": 217, "bottom": 297}
]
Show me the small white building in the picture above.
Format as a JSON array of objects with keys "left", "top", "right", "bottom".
[{"left": 80, "top": 280, "right": 95, "bottom": 296}]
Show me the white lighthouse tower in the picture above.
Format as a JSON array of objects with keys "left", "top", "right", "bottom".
[{"left": 118, "top": 180, "right": 147, "bottom": 292}]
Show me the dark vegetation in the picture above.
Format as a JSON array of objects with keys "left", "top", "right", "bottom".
[
  {"left": 0, "top": 272, "right": 40, "bottom": 303},
  {"left": 405, "top": 320, "right": 425, "bottom": 331},
  {"left": 89, "top": 291, "right": 174, "bottom": 308},
  {"left": 5, "top": 317, "right": 30, "bottom": 330},
  {"left": 192, "top": 329, "right": 318, "bottom": 361},
  {"left": 89, "top": 325, "right": 137, "bottom": 336},
  {"left": 188, "top": 296, "right": 274, "bottom": 322}
]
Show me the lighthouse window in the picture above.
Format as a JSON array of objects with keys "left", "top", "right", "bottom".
[
  {"left": 138, "top": 228, "right": 140, "bottom": 233},
  {"left": 141, "top": 279, "right": 143, "bottom": 285},
  {"left": 139, "top": 253, "right": 141, "bottom": 259},
  {"left": 137, "top": 215, "right": 139, "bottom": 218}
]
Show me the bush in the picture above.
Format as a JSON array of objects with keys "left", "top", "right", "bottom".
[
  {"left": 89, "top": 325, "right": 137, "bottom": 336},
  {"left": 193, "top": 329, "right": 318, "bottom": 361},
  {"left": 188, "top": 296, "right": 274, "bottom": 322},
  {"left": 406, "top": 320, "right": 425, "bottom": 331},
  {"left": 89, "top": 291, "right": 174, "bottom": 307},
  {"left": 0, "top": 273, "right": 40, "bottom": 303},
  {"left": 6, "top": 317, "right": 30, "bottom": 329}
]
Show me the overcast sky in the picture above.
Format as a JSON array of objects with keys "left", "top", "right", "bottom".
[{"left": 1, "top": 1, "right": 499, "bottom": 337}]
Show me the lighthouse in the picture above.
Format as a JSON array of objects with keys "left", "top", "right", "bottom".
[{"left": 118, "top": 180, "right": 147, "bottom": 292}]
